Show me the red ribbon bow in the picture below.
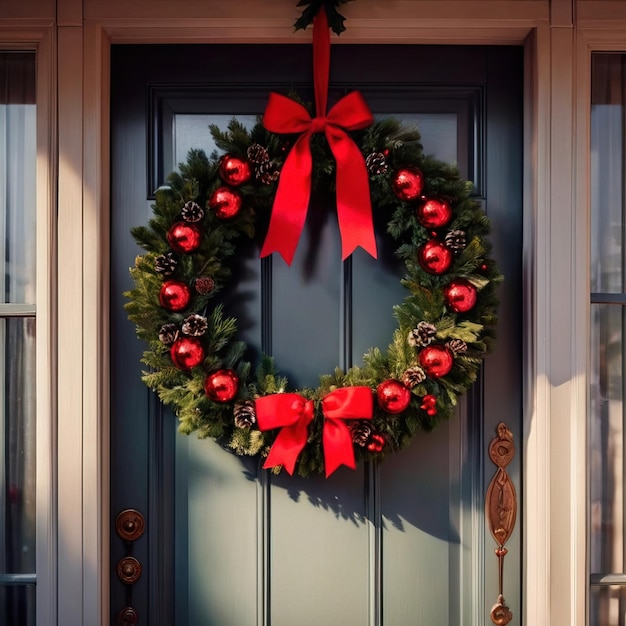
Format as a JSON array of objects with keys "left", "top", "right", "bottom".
[
  {"left": 256, "top": 386, "right": 373, "bottom": 477},
  {"left": 261, "top": 9, "right": 377, "bottom": 265}
]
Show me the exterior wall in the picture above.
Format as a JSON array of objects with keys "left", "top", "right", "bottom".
[{"left": 0, "top": 0, "right": 617, "bottom": 624}]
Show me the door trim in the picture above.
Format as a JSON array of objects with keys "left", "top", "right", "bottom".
[{"left": 62, "top": 11, "right": 563, "bottom": 626}]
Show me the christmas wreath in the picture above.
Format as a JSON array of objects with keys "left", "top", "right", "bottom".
[{"left": 125, "top": 2, "right": 501, "bottom": 478}]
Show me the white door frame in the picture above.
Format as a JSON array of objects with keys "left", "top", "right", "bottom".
[{"left": 50, "top": 1, "right": 587, "bottom": 624}]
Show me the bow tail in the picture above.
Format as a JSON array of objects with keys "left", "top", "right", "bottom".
[
  {"left": 263, "top": 426, "right": 308, "bottom": 475},
  {"left": 260, "top": 133, "right": 314, "bottom": 265},
  {"left": 323, "top": 419, "right": 356, "bottom": 477},
  {"left": 327, "top": 128, "right": 378, "bottom": 260}
]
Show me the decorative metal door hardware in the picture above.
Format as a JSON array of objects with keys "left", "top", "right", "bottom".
[
  {"left": 486, "top": 423, "right": 517, "bottom": 625},
  {"left": 114, "top": 509, "right": 145, "bottom": 623}
]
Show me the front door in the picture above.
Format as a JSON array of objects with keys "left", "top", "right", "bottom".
[{"left": 110, "top": 43, "right": 523, "bottom": 625}]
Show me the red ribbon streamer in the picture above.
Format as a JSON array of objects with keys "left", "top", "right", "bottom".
[
  {"left": 256, "top": 386, "right": 373, "bottom": 477},
  {"left": 261, "top": 9, "right": 377, "bottom": 265}
]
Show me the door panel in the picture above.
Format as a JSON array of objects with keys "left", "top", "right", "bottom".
[{"left": 110, "top": 43, "right": 523, "bottom": 625}]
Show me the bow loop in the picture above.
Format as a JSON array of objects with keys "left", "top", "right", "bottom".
[
  {"left": 321, "top": 387, "right": 373, "bottom": 477},
  {"left": 326, "top": 91, "right": 374, "bottom": 132},
  {"left": 263, "top": 92, "right": 312, "bottom": 134},
  {"left": 256, "top": 393, "right": 315, "bottom": 475}
]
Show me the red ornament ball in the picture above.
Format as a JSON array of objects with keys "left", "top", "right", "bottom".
[
  {"left": 204, "top": 369, "right": 239, "bottom": 403},
  {"left": 166, "top": 221, "right": 201, "bottom": 254},
  {"left": 443, "top": 279, "right": 478, "bottom": 313},
  {"left": 417, "top": 198, "right": 453, "bottom": 229},
  {"left": 159, "top": 280, "right": 191, "bottom": 312},
  {"left": 219, "top": 155, "right": 252, "bottom": 187},
  {"left": 391, "top": 166, "right": 424, "bottom": 202},
  {"left": 418, "top": 239, "right": 453, "bottom": 274},
  {"left": 209, "top": 187, "right": 243, "bottom": 219},
  {"left": 419, "top": 345, "right": 454, "bottom": 378},
  {"left": 367, "top": 433, "right": 386, "bottom": 453},
  {"left": 170, "top": 337, "right": 205, "bottom": 370},
  {"left": 376, "top": 379, "right": 411, "bottom": 414}
]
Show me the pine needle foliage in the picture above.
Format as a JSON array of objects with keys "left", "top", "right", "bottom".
[{"left": 125, "top": 102, "right": 502, "bottom": 478}]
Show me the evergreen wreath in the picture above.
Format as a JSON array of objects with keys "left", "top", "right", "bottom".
[
  {"left": 125, "top": 113, "right": 502, "bottom": 478},
  {"left": 125, "top": 0, "right": 501, "bottom": 478}
]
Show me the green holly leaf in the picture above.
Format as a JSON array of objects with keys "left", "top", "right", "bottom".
[{"left": 294, "top": 0, "right": 352, "bottom": 35}]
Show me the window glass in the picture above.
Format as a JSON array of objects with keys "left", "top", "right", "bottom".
[
  {"left": 0, "top": 52, "right": 36, "bottom": 304},
  {"left": 590, "top": 303, "right": 624, "bottom": 574},
  {"left": 0, "top": 51, "right": 36, "bottom": 625}
]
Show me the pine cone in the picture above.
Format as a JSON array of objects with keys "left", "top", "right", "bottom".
[
  {"left": 365, "top": 152, "right": 389, "bottom": 175},
  {"left": 234, "top": 400, "right": 257, "bottom": 428},
  {"left": 247, "top": 143, "right": 270, "bottom": 164},
  {"left": 350, "top": 421, "right": 373, "bottom": 447},
  {"left": 446, "top": 339, "right": 468, "bottom": 354},
  {"left": 256, "top": 160, "right": 280, "bottom": 185},
  {"left": 181, "top": 313, "right": 208, "bottom": 336},
  {"left": 408, "top": 321, "right": 437, "bottom": 348},
  {"left": 158, "top": 323, "right": 179, "bottom": 345},
  {"left": 402, "top": 365, "right": 426, "bottom": 388},
  {"left": 154, "top": 252, "right": 178, "bottom": 276},
  {"left": 194, "top": 276, "right": 215, "bottom": 295},
  {"left": 181, "top": 200, "right": 204, "bottom": 223},
  {"left": 445, "top": 229, "right": 467, "bottom": 253}
]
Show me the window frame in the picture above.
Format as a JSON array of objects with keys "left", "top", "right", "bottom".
[
  {"left": 576, "top": 28, "right": 626, "bottom": 626},
  {"left": 0, "top": 28, "right": 56, "bottom": 626}
]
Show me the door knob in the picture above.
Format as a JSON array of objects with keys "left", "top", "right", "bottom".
[
  {"left": 115, "top": 606, "right": 139, "bottom": 625},
  {"left": 115, "top": 509, "right": 145, "bottom": 542}
]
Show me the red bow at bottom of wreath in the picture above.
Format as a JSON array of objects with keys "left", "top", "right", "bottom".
[{"left": 256, "top": 386, "right": 373, "bottom": 477}]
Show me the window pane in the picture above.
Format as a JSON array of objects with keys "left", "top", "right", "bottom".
[
  {"left": 590, "top": 585, "right": 626, "bottom": 625},
  {"left": 0, "top": 52, "right": 36, "bottom": 304},
  {"left": 590, "top": 304, "right": 625, "bottom": 575},
  {"left": 591, "top": 53, "right": 626, "bottom": 295},
  {"left": 172, "top": 112, "right": 457, "bottom": 175},
  {"left": 0, "top": 318, "right": 36, "bottom": 575},
  {"left": 0, "top": 585, "right": 35, "bottom": 626}
]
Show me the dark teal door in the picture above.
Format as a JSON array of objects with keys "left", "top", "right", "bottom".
[{"left": 110, "top": 43, "right": 523, "bottom": 625}]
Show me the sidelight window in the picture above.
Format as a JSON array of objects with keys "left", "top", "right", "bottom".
[
  {"left": 0, "top": 50, "right": 37, "bottom": 626},
  {"left": 590, "top": 51, "right": 626, "bottom": 625}
]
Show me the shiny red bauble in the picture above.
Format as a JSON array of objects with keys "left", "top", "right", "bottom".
[
  {"left": 166, "top": 221, "right": 201, "bottom": 254},
  {"left": 418, "top": 239, "right": 453, "bottom": 275},
  {"left": 443, "top": 279, "right": 478, "bottom": 313},
  {"left": 367, "top": 433, "right": 386, "bottom": 453},
  {"left": 419, "top": 345, "right": 454, "bottom": 379},
  {"left": 391, "top": 167, "right": 424, "bottom": 202},
  {"left": 204, "top": 369, "right": 239, "bottom": 403},
  {"left": 208, "top": 187, "right": 243, "bottom": 219},
  {"left": 170, "top": 337, "right": 205, "bottom": 370},
  {"left": 219, "top": 155, "right": 252, "bottom": 187},
  {"left": 417, "top": 198, "right": 453, "bottom": 229},
  {"left": 159, "top": 280, "right": 191, "bottom": 312},
  {"left": 376, "top": 379, "right": 411, "bottom": 414}
]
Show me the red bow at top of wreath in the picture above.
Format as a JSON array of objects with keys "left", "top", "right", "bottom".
[{"left": 261, "top": 7, "right": 377, "bottom": 265}]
